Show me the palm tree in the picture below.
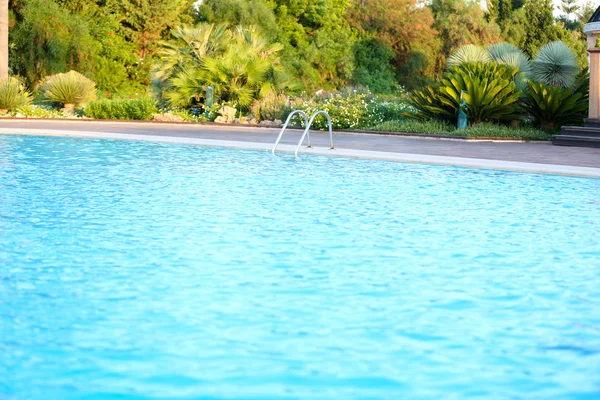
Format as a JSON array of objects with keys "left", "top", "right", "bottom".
[
  {"left": 531, "top": 41, "right": 580, "bottom": 88},
  {"left": 155, "top": 24, "right": 294, "bottom": 109},
  {"left": 0, "top": 0, "right": 8, "bottom": 78}
]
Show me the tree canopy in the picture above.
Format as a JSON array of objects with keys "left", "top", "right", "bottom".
[{"left": 4, "top": 0, "right": 589, "bottom": 95}]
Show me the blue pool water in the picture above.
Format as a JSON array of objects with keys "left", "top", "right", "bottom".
[{"left": 1, "top": 134, "right": 599, "bottom": 399}]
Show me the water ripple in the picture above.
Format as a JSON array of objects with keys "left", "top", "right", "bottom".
[{"left": 0, "top": 134, "right": 599, "bottom": 399}]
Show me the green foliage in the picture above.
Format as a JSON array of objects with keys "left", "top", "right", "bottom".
[
  {"left": 41, "top": 71, "right": 96, "bottom": 106},
  {"left": 368, "top": 119, "right": 454, "bottom": 134},
  {"left": 155, "top": 24, "right": 292, "bottom": 109},
  {"left": 347, "top": 0, "right": 439, "bottom": 89},
  {"left": 560, "top": 0, "right": 579, "bottom": 19},
  {"left": 11, "top": 0, "right": 97, "bottom": 86},
  {"left": 250, "top": 93, "right": 291, "bottom": 122},
  {"left": 406, "top": 62, "right": 522, "bottom": 124},
  {"left": 487, "top": 42, "right": 531, "bottom": 75},
  {"left": 10, "top": 104, "right": 70, "bottom": 118},
  {"left": 86, "top": 12, "right": 145, "bottom": 94},
  {"left": 352, "top": 39, "right": 398, "bottom": 94},
  {"left": 531, "top": 41, "right": 579, "bottom": 87},
  {"left": 201, "top": 0, "right": 358, "bottom": 91},
  {"left": 369, "top": 96, "right": 414, "bottom": 122},
  {"left": 9, "top": 0, "right": 152, "bottom": 94},
  {"left": 0, "top": 77, "right": 31, "bottom": 111},
  {"left": 447, "top": 45, "right": 491, "bottom": 67},
  {"left": 464, "top": 122, "right": 550, "bottom": 139},
  {"left": 292, "top": 88, "right": 407, "bottom": 130},
  {"left": 488, "top": 0, "right": 513, "bottom": 29},
  {"left": 429, "top": 0, "right": 501, "bottom": 68},
  {"left": 105, "top": 0, "right": 196, "bottom": 58},
  {"left": 166, "top": 109, "right": 208, "bottom": 122},
  {"left": 523, "top": 74, "right": 588, "bottom": 132},
  {"left": 522, "top": 0, "right": 563, "bottom": 56},
  {"left": 198, "top": 0, "right": 278, "bottom": 40},
  {"left": 84, "top": 98, "right": 159, "bottom": 120},
  {"left": 274, "top": 0, "right": 357, "bottom": 90},
  {"left": 368, "top": 119, "right": 550, "bottom": 139}
]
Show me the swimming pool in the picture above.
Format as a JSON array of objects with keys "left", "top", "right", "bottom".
[{"left": 1, "top": 133, "right": 599, "bottom": 399}]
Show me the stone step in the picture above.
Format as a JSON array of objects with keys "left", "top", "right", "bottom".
[
  {"left": 561, "top": 126, "right": 600, "bottom": 138},
  {"left": 552, "top": 134, "right": 600, "bottom": 148},
  {"left": 584, "top": 118, "right": 600, "bottom": 129}
]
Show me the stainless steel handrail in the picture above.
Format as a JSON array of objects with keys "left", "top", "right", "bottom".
[
  {"left": 271, "top": 110, "right": 309, "bottom": 154},
  {"left": 294, "top": 111, "right": 334, "bottom": 156}
]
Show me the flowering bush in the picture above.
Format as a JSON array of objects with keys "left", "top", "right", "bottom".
[
  {"left": 290, "top": 88, "right": 411, "bottom": 130},
  {"left": 11, "top": 104, "right": 69, "bottom": 118}
]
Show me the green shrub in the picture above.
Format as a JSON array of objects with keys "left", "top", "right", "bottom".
[
  {"left": 0, "top": 77, "right": 31, "bottom": 112},
  {"left": 11, "top": 104, "right": 67, "bottom": 118},
  {"left": 40, "top": 71, "right": 96, "bottom": 110},
  {"left": 406, "top": 62, "right": 522, "bottom": 124},
  {"left": 352, "top": 38, "right": 398, "bottom": 94},
  {"left": 250, "top": 93, "right": 291, "bottom": 121},
  {"left": 523, "top": 74, "right": 588, "bottom": 132},
  {"left": 168, "top": 109, "right": 207, "bottom": 122},
  {"left": 84, "top": 98, "right": 158, "bottom": 120},
  {"left": 369, "top": 97, "right": 414, "bottom": 122},
  {"left": 292, "top": 88, "right": 411, "bottom": 130}
]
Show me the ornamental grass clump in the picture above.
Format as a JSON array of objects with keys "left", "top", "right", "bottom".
[
  {"left": 0, "top": 77, "right": 31, "bottom": 113},
  {"left": 41, "top": 71, "right": 96, "bottom": 113}
]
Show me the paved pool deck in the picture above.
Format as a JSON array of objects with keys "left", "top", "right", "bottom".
[{"left": 1, "top": 119, "right": 599, "bottom": 178}]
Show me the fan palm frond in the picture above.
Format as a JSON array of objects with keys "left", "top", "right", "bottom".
[
  {"left": 531, "top": 41, "right": 579, "bottom": 88},
  {"left": 447, "top": 45, "right": 491, "bottom": 68}
]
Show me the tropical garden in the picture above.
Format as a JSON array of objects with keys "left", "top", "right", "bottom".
[{"left": 0, "top": 0, "right": 596, "bottom": 139}]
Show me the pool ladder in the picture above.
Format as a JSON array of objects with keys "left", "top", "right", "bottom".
[{"left": 272, "top": 110, "right": 334, "bottom": 156}]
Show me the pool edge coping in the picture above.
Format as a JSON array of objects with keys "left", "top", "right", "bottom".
[{"left": 2, "top": 128, "right": 599, "bottom": 179}]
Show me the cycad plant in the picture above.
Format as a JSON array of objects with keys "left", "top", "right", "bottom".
[
  {"left": 406, "top": 63, "right": 522, "bottom": 124},
  {"left": 523, "top": 72, "right": 589, "bottom": 132},
  {"left": 0, "top": 77, "right": 31, "bottom": 113},
  {"left": 40, "top": 71, "right": 96, "bottom": 113},
  {"left": 531, "top": 41, "right": 579, "bottom": 88}
]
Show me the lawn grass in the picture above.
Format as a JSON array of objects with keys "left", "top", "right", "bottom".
[{"left": 368, "top": 120, "right": 552, "bottom": 141}]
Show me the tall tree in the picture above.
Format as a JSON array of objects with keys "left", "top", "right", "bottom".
[
  {"left": 429, "top": 0, "right": 500, "bottom": 70},
  {"left": 11, "top": 0, "right": 96, "bottom": 85},
  {"left": 487, "top": 0, "right": 513, "bottom": 28},
  {"left": 198, "top": 0, "right": 278, "bottom": 39},
  {"left": 0, "top": 0, "right": 8, "bottom": 78},
  {"left": 561, "top": 0, "right": 580, "bottom": 20},
  {"left": 263, "top": 0, "right": 358, "bottom": 90},
  {"left": 347, "top": 0, "right": 438, "bottom": 88},
  {"left": 522, "top": 0, "right": 563, "bottom": 56},
  {"left": 106, "top": 0, "right": 196, "bottom": 59},
  {"left": 578, "top": 1, "right": 596, "bottom": 23}
]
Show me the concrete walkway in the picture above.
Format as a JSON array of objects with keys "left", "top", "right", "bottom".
[{"left": 1, "top": 119, "right": 599, "bottom": 177}]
